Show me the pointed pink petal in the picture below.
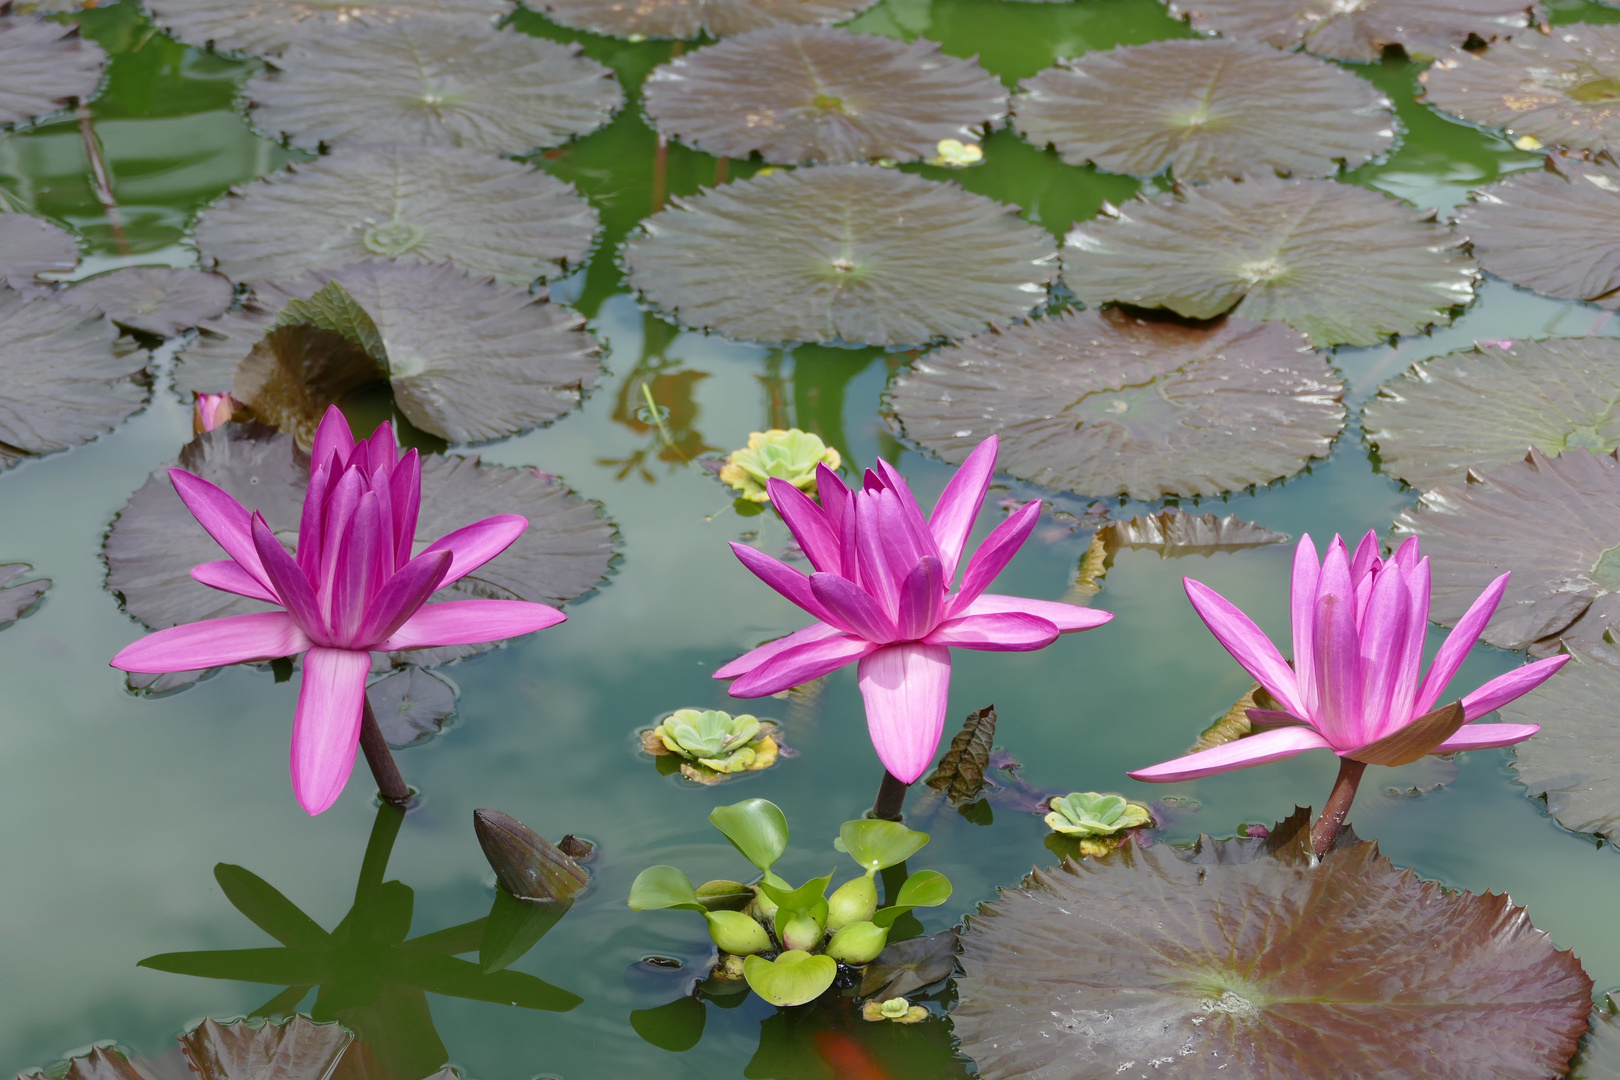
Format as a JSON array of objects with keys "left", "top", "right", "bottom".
[
  {"left": 816, "top": 463, "right": 850, "bottom": 535},
  {"left": 290, "top": 646, "right": 370, "bottom": 815},
  {"left": 1290, "top": 534, "right": 1320, "bottom": 716},
  {"left": 310, "top": 406, "right": 356, "bottom": 473},
  {"left": 252, "top": 515, "right": 323, "bottom": 641},
  {"left": 1459, "top": 654, "right": 1571, "bottom": 721},
  {"left": 1184, "top": 578, "right": 1304, "bottom": 715},
  {"left": 328, "top": 491, "right": 382, "bottom": 645},
  {"left": 1416, "top": 573, "right": 1510, "bottom": 714},
  {"left": 729, "top": 543, "right": 838, "bottom": 625},
  {"left": 380, "top": 600, "right": 565, "bottom": 651},
  {"left": 810, "top": 572, "right": 896, "bottom": 642},
  {"left": 421, "top": 515, "right": 527, "bottom": 587},
  {"left": 391, "top": 449, "right": 422, "bottom": 570},
  {"left": 714, "top": 621, "right": 844, "bottom": 680},
  {"left": 1389, "top": 555, "right": 1430, "bottom": 726},
  {"left": 857, "top": 642, "right": 952, "bottom": 783},
  {"left": 767, "top": 479, "right": 841, "bottom": 574},
  {"left": 854, "top": 491, "right": 900, "bottom": 618},
  {"left": 1390, "top": 535, "right": 1421, "bottom": 572},
  {"left": 1357, "top": 560, "right": 1414, "bottom": 744},
  {"left": 925, "top": 612, "right": 1057, "bottom": 651},
  {"left": 297, "top": 456, "right": 335, "bottom": 578},
  {"left": 875, "top": 486, "right": 941, "bottom": 582},
  {"left": 955, "top": 593, "right": 1113, "bottom": 632},
  {"left": 895, "top": 556, "right": 946, "bottom": 640},
  {"left": 728, "top": 632, "right": 878, "bottom": 697},
  {"left": 169, "top": 469, "right": 271, "bottom": 589},
  {"left": 191, "top": 560, "right": 279, "bottom": 603},
  {"left": 1128, "top": 725, "right": 1333, "bottom": 782},
  {"left": 953, "top": 499, "right": 1040, "bottom": 612},
  {"left": 317, "top": 468, "right": 365, "bottom": 615},
  {"left": 1309, "top": 546, "right": 1359, "bottom": 744},
  {"left": 111, "top": 612, "right": 312, "bottom": 673},
  {"left": 1349, "top": 530, "right": 1381, "bottom": 585},
  {"left": 356, "top": 549, "right": 452, "bottom": 646},
  {"left": 1431, "top": 722, "right": 1540, "bottom": 753},
  {"left": 365, "top": 421, "right": 399, "bottom": 471},
  {"left": 928, "top": 436, "right": 997, "bottom": 585}
]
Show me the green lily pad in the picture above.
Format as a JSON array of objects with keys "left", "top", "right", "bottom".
[
  {"left": 0, "top": 212, "right": 77, "bottom": 288},
  {"left": 1390, "top": 448, "right": 1620, "bottom": 655},
  {"left": 838, "top": 820, "right": 929, "bottom": 873},
  {"left": 1062, "top": 174, "right": 1476, "bottom": 347},
  {"left": 858, "top": 929, "right": 959, "bottom": 999},
  {"left": 743, "top": 950, "right": 839, "bottom": 1007},
  {"left": 245, "top": 21, "right": 622, "bottom": 155},
  {"left": 0, "top": 12, "right": 105, "bottom": 128},
  {"left": 1364, "top": 338, "right": 1620, "bottom": 490},
  {"left": 527, "top": 0, "right": 880, "bottom": 41},
  {"left": 955, "top": 825, "right": 1593, "bottom": 1080},
  {"left": 473, "top": 808, "right": 590, "bottom": 902},
  {"left": 709, "top": 799, "right": 790, "bottom": 872},
  {"left": 60, "top": 267, "right": 235, "bottom": 337},
  {"left": 1162, "top": 0, "right": 1543, "bottom": 62},
  {"left": 367, "top": 666, "right": 456, "bottom": 749},
  {"left": 143, "top": 0, "right": 509, "bottom": 56},
  {"left": 623, "top": 164, "right": 1056, "bottom": 348},
  {"left": 889, "top": 308, "right": 1345, "bottom": 500},
  {"left": 642, "top": 27, "right": 1006, "bottom": 166},
  {"left": 193, "top": 143, "right": 599, "bottom": 287},
  {"left": 1013, "top": 39, "right": 1395, "bottom": 183},
  {"left": 1572, "top": 995, "right": 1620, "bottom": 1079},
  {"left": 923, "top": 704, "right": 996, "bottom": 803},
  {"left": 1458, "top": 153, "right": 1620, "bottom": 310},
  {"left": 0, "top": 562, "right": 48, "bottom": 629}
]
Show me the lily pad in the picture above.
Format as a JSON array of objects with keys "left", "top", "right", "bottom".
[
  {"left": 923, "top": 704, "right": 997, "bottom": 803},
  {"left": 1062, "top": 174, "right": 1477, "bottom": 347},
  {"left": 180, "top": 1017, "right": 353, "bottom": 1080},
  {"left": 245, "top": 21, "right": 622, "bottom": 155},
  {"left": 193, "top": 143, "right": 599, "bottom": 287},
  {"left": 0, "top": 563, "right": 48, "bottom": 629},
  {"left": 955, "top": 826, "right": 1592, "bottom": 1080},
  {"left": 527, "top": 0, "right": 880, "bottom": 41},
  {"left": 1390, "top": 448, "right": 1620, "bottom": 655},
  {"left": 1458, "top": 153, "right": 1620, "bottom": 310},
  {"left": 367, "top": 666, "right": 457, "bottom": 749},
  {"left": 1161, "top": 0, "right": 1543, "bottom": 63},
  {"left": 0, "top": 13, "right": 105, "bottom": 128},
  {"left": 1364, "top": 338, "right": 1620, "bottom": 490},
  {"left": 623, "top": 165, "right": 1056, "bottom": 348},
  {"left": 642, "top": 27, "right": 1006, "bottom": 166},
  {"left": 858, "top": 929, "right": 959, "bottom": 1000},
  {"left": 1013, "top": 39, "right": 1395, "bottom": 183},
  {"left": 889, "top": 308, "right": 1344, "bottom": 500},
  {"left": 142, "top": 0, "right": 510, "bottom": 56},
  {"left": 1573, "top": 995, "right": 1620, "bottom": 1079},
  {"left": 0, "top": 212, "right": 77, "bottom": 287},
  {"left": 1422, "top": 25, "right": 1620, "bottom": 155},
  {"left": 61, "top": 267, "right": 235, "bottom": 336},
  {"left": 0, "top": 290, "right": 149, "bottom": 463}
]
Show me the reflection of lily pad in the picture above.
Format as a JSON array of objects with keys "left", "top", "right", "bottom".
[
  {"left": 956, "top": 823, "right": 1592, "bottom": 1080},
  {"left": 1014, "top": 39, "right": 1395, "bottom": 182},
  {"left": 0, "top": 563, "right": 49, "bottom": 629},
  {"left": 1501, "top": 638, "right": 1620, "bottom": 841},
  {"left": 1364, "top": 338, "right": 1620, "bottom": 490},
  {"left": 528, "top": 0, "right": 879, "bottom": 41},
  {"left": 1162, "top": 0, "right": 1542, "bottom": 63},
  {"left": 1422, "top": 26, "right": 1620, "bottom": 155},
  {"left": 0, "top": 212, "right": 77, "bottom": 287},
  {"left": 0, "top": 13, "right": 105, "bottom": 128},
  {"left": 623, "top": 165, "right": 1056, "bottom": 348},
  {"left": 143, "top": 0, "right": 509, "bottom": 56},
  {"left": 1458, "top": 154, "right": 1620, "bottom": 310},
  {"left": 1390, "top": 448, "right": 1620, "bottom": 655},
  {"left": 368, "top": 666, "right": 457, "bottom": 749},
  {"left": 61, "top": 267, "right": 235, "bottom": 336},
  {"left": 889, "top": 309, "right": 1344, "bottom": 499},
  {"left": 1062, "top": 175, "right": 1477, "bottom": 347},
  {"left": 245, "top": 22, "right": 622, "bottom": 155},
  {"left": 642, "top": 27, "right": 1006, "bottom": 165},
  {"left": 194, "top": 143, "right": 598, "bottom": 286},
  {"left": 1097, "top": 509, "right": 1289, "bottom": 555}
]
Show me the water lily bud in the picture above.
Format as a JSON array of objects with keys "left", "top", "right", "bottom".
[
  {"left": 706, "top": 910, "right": 771, "bottom": 956},
  {"left": 780, "top": 911, "right": 824, "bottom": 952},
  {"left": 473, "top": 809, "right": 589, "bottom": 901},
  {"left": 826, "top": 875, "right": 878, "bottom": 931},
  {"left": 825, "top": 920, "right": 888, "bottom": 964}
]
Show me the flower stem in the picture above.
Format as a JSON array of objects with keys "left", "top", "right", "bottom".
[
  {"left": 872, "top": 769, "right": 909, "bottom": 821},
  {"left": 359, "top": 696, "right": 411, "bottom": 805},
  {"left": 1310, "top": 757, "right": 1367, "bottom": 858}
]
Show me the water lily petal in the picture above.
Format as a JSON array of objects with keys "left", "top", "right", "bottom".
[
  {"left": 251, "top": 514, "right": 324, "bottom": 640},
  {"left": 329, "top": 490, "right": 382, "bottom": 645},
  {"left": 955, "top": 593, "right": 1113, "bottom": 632},
  {"left": 110, "top": 612, "right": 312, "bottom": 673},
  {"left": 1357, "top": 558, "right": 1414, "bottom": 744},
  {"left": 296, "top": 455, "right": 336, "bottom": 578},
  {"left": 714, "top": 621, "right": 845, "bottom": 680},
  {"left": 310, "top": 405, "right": 356, "bottom": 474},
  {"left": 925, "top": 611, "right": 1058, "bottom": 651},
  {"left": 728, "top": 631, "right": 878, "bottom": 697},
  {"left": 876, "top": 484, "right": 942, "bottom": 581},
  {"left": 1416, "top": 572, "right": 1510, "bottom": 714},
  {"left": 1128, "top": 725, "right": 1333, "bottom": 782},
  {"left": 1184, "top": 577, "right": 1304, "bottom": 716},
  {"left": 730, "top": 542, "right": 839, "bottom": 624},
  {"left": 763, "top": 480, "right": 841, "bottom": 574},
  {"left": 421, "top": 514, "right": 528, "bottom": 586},
  {"left": 816, "top": 462, "right": 850, "bottom": 536},
  {"left": 1390, "top": 555, "right": 1430, "bottom": 726},
  {"left": 356, "top": 549, "right": 451, "bottom": 646},
  {"left": 895, "top": 556, "right": 946, "bottom": 640},
  {"left": 1350, "top": 529, "right": 1381, "bottom": 586},
  {"left": 169, "top": 468, "right": 271, "bottom": 590},
  {"left": 857, "top": 642, "right": 952, "bottom": 783},
  {"left": 290, "top": 646, "right": 370, "bottom": 816},
  {"left": 928, "top": 435, "right": 997, "bottom": 584},
  {"left": 380, "top": 599, "right": 565, "bottom": 650},
  {"left": 1290, "top": 534, "right": 1320, "bottom": 716},
  {"left": 1430, "top": 722, "right": 1541, "bottom": 753},
  {"left": 953, "top": 499, "right": 1040, "bottom": 612},
  {"left": 1459, "top": 654, "right": 1571, "bottom": 722},
  {"left": 390, "top": 448, "right": 422, "bottom": 570},
  {"left": 1310, "top": 545, "right": 1360, "bottom": 745},
  {"left": 811, "top": 571, "right": 897, "bottom": 642},
  {"left": 855, "top": 490, "right": 901, "bottom": 618},
  {"left": 191, "top": 559, "right": 280, "bottom": 603},
  {"left": 317, "top": 468, "right": 365, "bottom": 616}
]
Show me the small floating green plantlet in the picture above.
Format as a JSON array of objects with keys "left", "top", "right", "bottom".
[
  {"left": 719, "top": 428, "right": 841, "bottom": 503},
  {"left": 927, "top": 138, "right": 983, "bottom": 167},
  {"left": 641, "top": 708, "right": 781, "bottom": 784},
  {"left": 862, "top": 996, "right": 929, "bottom": 1023},
  {"left": 1045, "top": 792, "right": 1153, "bottom": 856}
]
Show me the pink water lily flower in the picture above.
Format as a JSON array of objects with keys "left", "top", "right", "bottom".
[
  {"left": 111, "top": 407, "right": 566, "bottom": 815},
  {"left": 715, "top": 436, "right": 1112, "bottom": 783},
  {"left": 1130, "top": 531, "right": 1569, "bottom": 783}
]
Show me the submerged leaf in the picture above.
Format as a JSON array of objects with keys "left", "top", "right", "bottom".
[
  {"left": 643, "top": 27, "right": 1006, "bottom": 165},
  {"left": 246, "top": 21, "right": 622, "bottom": 155},
  {"left": 955, "top": 834, "right": 1592, "bottom": 1080},
  {"left": 858, "top": 929, "right": 959, "bottom": 1000},
  {"left": 625, "top": 165, "right": 1055, "bottom": 348},
  {"left": 1014, "top": 39, "right": 1395, "bottom": 182},
  {"left": 60, "top": 267, "right": 235, "bottom": 337},
  {"left": 528, "top": 0, "right": 878, "bottom": 41},
  {"left": 179, "top": 1016, "right": 353, "bottom": 1080},
  {"left": 923, "top": 704, "right": 997, "bottom": 803},
  {"left": 1162, "top": 0, "right": 1542, "bottom": 62},
  {"left": 0, "top": 563, "right": 49, "bottom": 629},
  {"left": 473, "top": 809, "right": 590, "bottom": 902},
  {"left": 0, "top": 212, "right": 77, "bottom": 287},
  {"left": 1062, "top": 174, "right": 1477, "bottom": 347},
  {"left": 1572, "top": 994, "right": 1620, "bottom": 1079},
  {"left": 367, "top": 667, "right": 456, "bottom": 749},
  {"left": 143, "top": 0, "right": 508, "bottom": 56},
  {"left": 1501, "top": 638, "right": 1620, "bottom": 841},
  {"left": 0, "top": 13, "right": 105, "bottom": 128},
  {"left": 890, "top": 308, "right": 1344, "bottom": 499},
  {"left": 1190, "top": 683, "right": 1263, "bottom": 753},
  {"left": 193, "top": 143, "right": 598, "bottom": 286}
]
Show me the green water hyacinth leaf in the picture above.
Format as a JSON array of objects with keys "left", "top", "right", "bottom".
[
  {"left": 837, "top": 820, "right": 929, "bottom": 873},
  {"left": 892, "top": 870, "right": 951, "bottom": 910},
  {"left": 826, "top": 874, "right": 878, "bottom": 930},
  {"left": 60, "top": 267, "right": 235, "bottom": 337},
  {"left": 1162, "top": 0, "right": 1542, "bottom": 63},
  {"left": 759, "top": 872, "right": 834, "bottom": 917},
  {"left": 719, "top": 429, "right": 841, "bottom": 503},
  {"left": 0, "top": 212, "right": 77, "bottom": 288},
  {"left": 628, "top": 865, "right": 705, "bottom": 911},
  {"left": 709, "top": 799, "right": 790, "bottom": 872},
  {"left": 1044, "top": 792, "right": 1152, "bottom": 837},
  {"left": 1063, "top": 174, "right": 1477, "bottom": 347},
  {"left": 527, "top": 0, "right": 879, "bottom": 41},
  {"left": 0, "top": 13, "right": 105, "bottom": 129},
  {"left": 695, "top": 879, "right": 755, "bottom": 911},
  {"left": 143, "top": 0, "right": 509, "bottom": 56},
  {"left": 743, "top": 951, "right": 839, "bottom": 1007}
]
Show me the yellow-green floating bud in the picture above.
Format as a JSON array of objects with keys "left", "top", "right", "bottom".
[
  {"left": 780, "top": 911, "right": 825, "bottom": 952},
  {"left": 825, "top": 920, "right": 888, "bottom": 964},
  {"left": 706, "top": 909, "right": 771, "bottom": 956},
  {"left": 826, "top": 875, "right": 878, "bottom": 931}
]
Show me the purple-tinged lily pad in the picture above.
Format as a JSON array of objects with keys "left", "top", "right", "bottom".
[
  {"left": 61, "top": 267, "right": 235, "bottom": 336},
  {"left": 1390, "top": 448, "right": 1620, "bottom": 655},
  {"left": 889, "top": 308, "right": 1344, "bottom": 499},
  {"left": 642, "top": 27, "right": 1006, "bottom": 166},
  {"left": 859, "top": 929, "right": 959, "bottom": 1000},
  {"left": 142, "top": 0, "right": 509, "bottom": 56},
  {"left": 193, "top": 143, "right": 598, "bottom": 287},
  {"left": 1014, "top": 39, "right": 1395, "bottom": 183},
  {"left": 0, "top": 212, "right": 78, "bottom": 288},
  {"left": 1161, "top": 0, "right": 1543, "bottom": 63},
  {"left": 1364, "top": 337, "right": 1620, "bottom": 490},
  {"left": 368, "top": 666, "right": 457, "bottom": 749},
  {"left": 180, "top": 1017, "right": 353, "bottom": 1080},
  {"left": 623, "top": 165, "right": 1056, "bottom": 348},
  {"left": 0, "top": 563, "right": 49, "bottom": 629},
  {"left": 1063, "top": 174, "right": 1477, "bottom": 347},
  {"left": 0, "top": 13, "right": 105, "bottom": 128},
  {"left": 527, "top": 0, "right": 879, "bottom": 41},
  {"left": 955, "top": 817, "right": 1593, "bottom": 1080},
  {"left": 245, "top": 22, "right": 622, "bottom": 155}
]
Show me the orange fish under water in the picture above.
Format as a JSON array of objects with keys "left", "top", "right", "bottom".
[{"left": 812, "top": 1029, "right": 894, "bottom": 1080}]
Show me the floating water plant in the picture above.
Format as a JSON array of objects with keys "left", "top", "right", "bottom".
[
  {"left": 0, "top": 212, "right": 78, "bottom": 287},
  {"left": 641, "top": 707, "right": 782, "bottom": 782},
  {"left": 61, "top": 266, "right": 234, "bottom": 337},
  {"left": 1161, "top": 0, "right": 1540, "bottom": 62},
  {"left": 719, "top": 428, "right": 841, "bottom": 503},
  {"left": 0, "top": 562, "right": 49, "bottom": 631},
  {"left": 1043, "top": 792, "right": 1152, "bottom": 855},
  {"left": 0, "top": 11, "right": 104, "bottom": 128},
  {"left": 527, "top": 0, "right": 879, "bottom": 41},
  {"left": 142, "top": 0, "right": 508, "bottom": 56}
]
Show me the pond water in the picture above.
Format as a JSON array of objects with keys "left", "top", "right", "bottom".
[{"left": 2, "top": 1, "right": 1619, "bottom": 1078}]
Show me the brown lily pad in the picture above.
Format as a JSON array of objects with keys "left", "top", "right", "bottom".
[
  {"left": 180, "top": 1016, "right": 353, "bottom": 1080},
  {"left": 0, "top": 13, "right": 105, "bottom": 128},
  {"left": 1062, "top": 174, "right": 1477, "bottom": 347},
  {"left": 245, "top": 21, "right": 622, "bottom": 155},
  {"left": 61, "top": 267, "right": 235, "bottom": 336},
  {"left": 1364, "top": 337, "right": 1620, "bottom": 490},
  {"left": 193, "top": 143, "right": 598, "bottom": 287},
  {"left": 923, "top": 705, "right": 997, "bottom": 803},
  {"left": 142, "top": 0, "right": 509, "bottom": 56},
  {"left": 1014, "top": 39, "right": 1396, "bottom": 183},
  {"left": 526, "top": 0, "right": 880, "bottom": 41},
  {"left": 0, "top": 562, "right": 49, "bottom": 629},
  {"left": 889, "top": 308, "right": 1345, "bottom": 500},
  {"left": 1161, "top": 0, "right": 1544, "bottom": 63},
  {"left": 0, "top": 212, "right": 77, "bottom": 287},
  {"left": 642, "top": 27, "right": 1006, "bottom": 166},
  {"left": 858, "top": 929, "right": 960, "bottom": 1000},
  {"left": 1390, "top": 448, "right": 1620, "bottom": 655}
]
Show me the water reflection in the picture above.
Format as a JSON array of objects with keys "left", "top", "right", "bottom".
[{"left": 139, "top": 804, "right": 580, "bottom": 1080}]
